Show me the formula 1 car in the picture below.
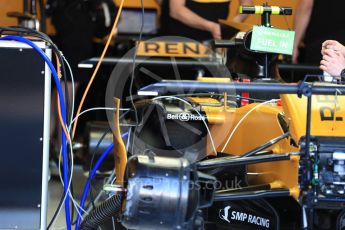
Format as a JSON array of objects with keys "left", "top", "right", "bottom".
[
  {"left": 78, "top": 5, "right": 345, "bottom": 230},
  {"left": 80, "top": 77, "right": 345, "bottom": 230}
]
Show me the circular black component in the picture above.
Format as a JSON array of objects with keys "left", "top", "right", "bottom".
[{"left": 122, "top": 155, "right": 201, "bottom": 230}]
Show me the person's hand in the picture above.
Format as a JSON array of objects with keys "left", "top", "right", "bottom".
[
  {"left": 320, "top": 49, "right": 345, "bottom": 77},
  {"left": 322, "top": 40, "right": 345, "bottom": 57},
  {"left": 208, "top": 22, "right": 221, "bottom": 40}
]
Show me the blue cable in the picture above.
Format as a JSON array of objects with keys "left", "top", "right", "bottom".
[
  {"left": 76, "top": 132, "right": 129, "bottom": 230},
  {"left": 0, "top": 35, "right": 72, "bottom": 230}
]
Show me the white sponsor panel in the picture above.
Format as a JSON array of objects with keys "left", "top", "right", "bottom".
[
  {"left": 166, "top": 113, "right": 206, "bottom": 121},
  {"left": 219, "top": 206, "right": 270, "bottom": 229}
]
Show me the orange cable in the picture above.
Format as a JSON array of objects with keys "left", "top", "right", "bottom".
[
  {"left": 71, "top": 0, "right": 125, "bottom": 138},
  {"left": 55, "top": 54, "right": 62, "bottom": 78},
  {"left": 55, "top": 54, "right": 71, "bottom": 143},
  {"left": 57, "top": 92, "right": 71, "bottom": 143}
]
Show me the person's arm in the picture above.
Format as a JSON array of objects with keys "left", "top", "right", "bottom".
[
  {"left": 292, "top": 0, "right": 314, "bottom": 64},
  {"left": 320, "top": 49, "right": 345, "bottom": 77},
  {"left": 232, "top": 0, "right": 253, "bottom": 23},
  {"left": 169, "top": 0, "right": 221, "bottom": 39}
]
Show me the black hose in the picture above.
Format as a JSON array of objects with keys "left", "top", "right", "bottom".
[
  {"left": 197, "top": 153, "right": 291, "bottom": 170},
  {"left": 216, "top": 184, "right": 271, "bottom": 194},
  {"left": 214, "top": 189, "right": 290, "bottom": 202},
  {"left": 241, "top": 132, "right": 290, "bottom": 158},
  {"left": 80, "top": 194, "right": 123, "bottom": 230},
  {"left": 137, "top": 81, "right": 345, "bottom": 96}
]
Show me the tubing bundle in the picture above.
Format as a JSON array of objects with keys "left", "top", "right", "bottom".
[{"left": 80, "top": 194, "right": 122, "bottom": 230}]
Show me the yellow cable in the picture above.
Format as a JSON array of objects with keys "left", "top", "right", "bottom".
[{"left": 72, "top": 0, "right": 125, "bottom": 138}]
